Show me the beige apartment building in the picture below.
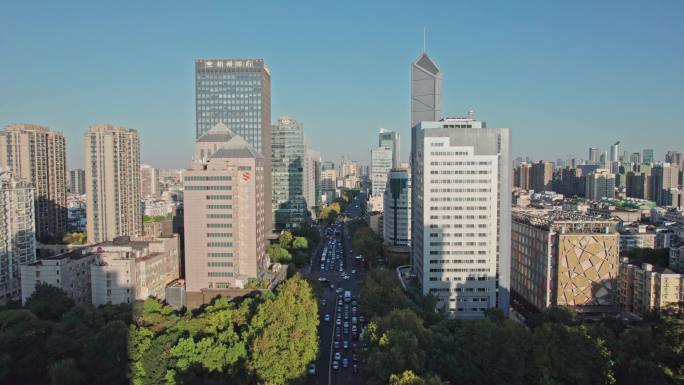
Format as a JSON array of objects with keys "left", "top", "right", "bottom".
[
  {"left": 85, "top": 125, "right": 141, "bottom": 243},
  {"left": 511, "top": 208, "right": 620, "bottom": 311},
  {"left": 21, "top": 248, "right": 95, "bottom": 304},
  {"left": 140, "top": 164, "right": 160, "bottom": 198},
  {"left": 90, "top": 235, "right": 180, "bottom": 305},
  {"left": 619, "top": 259, "right": 683, "bottom": 316},
  {"left": 0, "top": 124, "right": 67, "bottom": 240},
  {"left": 184, "top": 123, "right": 267, "bottom": 294}
]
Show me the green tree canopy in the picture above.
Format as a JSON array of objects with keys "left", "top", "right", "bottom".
[
  {"left": 247, "top": 275, "right": 319, "bottom": 384},
  {"left": 267, "top": 244, "right": 292, "bottom": 263},
  {"left": 25, "top": 283, "right": 75, "bottom": 321}
]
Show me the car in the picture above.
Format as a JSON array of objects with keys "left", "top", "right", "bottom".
[
  {"left": 339, "top": 267, "right": 344, "bottom": 272},
  {"left": 324, "top": 314, "right": 330, "bottom": 322},
  {"left": 342, "top": 358, "right": 349, "bottom": 368},
  {"left": 343, "top": 321, "right": 349, "bottom": 328},
  {"left": 351, "top": 300, "right": 357, "bottom": 306},
  {"left": 351, "top": 316, "right": 357, "bottom": 325},
  {"left": 321, "top": 299, "right": 327, "bottom": 306},
  {"left": 336, "top": 288, "right": 343, "bottom": 294},
  {"left": 352, "top": 354, "right": 358, "bottom": 362},
  {"left": 334, "top": 341, "right": 340, "bottom": 349},
  {"left": 336, "top": 318, "right": 341, "bottom": 326},
  {"left": 308, "top": 363, "right": 316, "bottom": 375},
  {"left": 343, "top": 340, "right": 349, "bottom": 349},
  {"left": 353, "top": 364, "right": 359, "bottom": 374},
  {"left": 335, "top": 333, "right": 342, "bottom": 341},
  {"left": 351, "top": 269, "right": 356, "bottom": 274},
  {"left": 320, "top": 264, "right": 325, "bottom": 270},
  {"left": 317, "top": 277, "right": 329, "bottom": 282},
  {"left": 337, "top": 299, "right": 343, "bottom": 306},
  {"left": 329, "top": 283, "right": 334, "bottom": 289},
  {"left": 332, "top": 360, "right": 339, "bottom": 370},
  {"left": 334, "top": 352, "right": 341, "bottom": 361},
  {"left": 343, "top": 275, "right": 350, "bottom": 280},
  {"left": 343, "top": 327, "right": 349, "bottom": 335},
  {"left": 351, "top": 325, "right": 357, "bottom": 333},
  {"left": 359, "top": 316, "right": 365, "bottom": 323}
]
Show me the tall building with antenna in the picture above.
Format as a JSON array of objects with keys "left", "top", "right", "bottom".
[{"left": 411, "top": 51, "right": 443, "bottom": 129}]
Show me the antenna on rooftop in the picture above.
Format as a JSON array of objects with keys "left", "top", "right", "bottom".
[{"left": 423, "top": 27, "right": 427, "bottom": 52}]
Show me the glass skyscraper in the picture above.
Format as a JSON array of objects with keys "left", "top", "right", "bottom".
[
  {"left": 195, "top": 58, "right": 272, "bottom": 231},
  {"left": 271, "top": 117, "right": 306, "bottom": 229}
]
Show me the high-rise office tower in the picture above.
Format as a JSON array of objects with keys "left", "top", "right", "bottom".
[
  {"left": 0, "top": 124, "right": 67, "bottom": 240},
  {"left": 303, "top": 142, "right": 321, "bottom": 217},
  {"left": 69, "top": 169, "right": 86, "bottom": 195},
  {"left": 85, "top": 125, "right": 142, "bottom": 243},
  {"left": 629, "top": 152, "right": 641, "bottom": 164},
  {"left": 383, "top": 168, "right": 411, "bottom": 247},
  {"left": 531, "top": 161, "right": 553, "bottom": 192},
  {"left": 514, "top": 162, "right": 532, "bottom": 190},
  {"left": 379, "top": 128, "right": 400, "bottom": 168},
  {"left": 589, "top": 147, "right": 600, "bottom": 164},
  {"left": 195, "top": 58, "right": 272, "bottom": 231},
  {"left": 585, "top": 169, "right": 616, "bottom": 200},
  {"left": 610, "top": 141, "right": 620, "bottom": 163},
  {"left": 140, "top": 164, "right": 160, "bottom": 198},
  {"left": 0, "top": 172, "right": 35, "bottom": 304},
  {"left": 651, "top": 164, "right": 680, "bottom": 206},
  {"left": 665, "top": 151, "right": 682, "bottom": 168},
  {"left": 626, "top": 171, "right": 650, "bottom": 200},
  {"left": 411, "top": 116, "right": 511, "bottom": 318},
  {"left": 370, "top": 146, "right": 393, "bottom": 198},
  {"left": 271, "top": 117, "right": 305, "bottom": 229},
  {"left": 643, "top": 149, "right": 654, "bottom": 164},
  {"left": 411, "top": 53, "right": 442, "bottom": 128},
  {"left": 184, "top": 123, "right": 266, "bottom": 293}
]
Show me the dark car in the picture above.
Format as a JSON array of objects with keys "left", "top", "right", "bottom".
[
  {"left": 353, "top": 364, "right": 359, "bottom": 374},
  {"left": 342, "top": 358, "right": 349, "bottom": 368},
  {"left": 332, "top": 361, "right": 339, "bottom": 370}
]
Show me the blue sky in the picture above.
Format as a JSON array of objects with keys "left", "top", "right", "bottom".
[{"left": 1, "top": 0, "right": 682, "bottom": 169}]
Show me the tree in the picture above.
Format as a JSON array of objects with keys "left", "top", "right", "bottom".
[
  {"left": 49, "top": 358, "right": 84, "bottom": 385},
  {"left": 247, "top": 275, "right": 319, "bottom": 384},
  {"left": 278, "top": 230, "right": 293, "bottom": 249},
  {"left": 389, "top": 371, "right": 444, "bottom": 385},
  {"left": 0, "top": 309, "right": 51, "bottom": 384},
  {"left": 358, "top": 270, "right": 411, "bottom": 319},
  {"left": 292, "top": 236, "right": 308, "bottom": 250},
  {"left": 25, "top": 283, "right": 75, "bottom": 321},
  {"left": 267, "top": 244, "right": 292, "bottom": 263}
]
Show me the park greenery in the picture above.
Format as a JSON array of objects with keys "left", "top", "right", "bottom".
[
  {"left": 267, "top": 227, "right": 318, "bottom": 269},
  {"left": 359, "top": 269, "right": 684, "bottom": 385},
  {"left": 61, "top": 231, "right": 87, "bottom": 245},
  {"left": 0, "top": 276, "right": 319, "bottom": 385},
  {"left": 319, "top": 188, "right": 359, "bottom": 224},
  {"left": 143, "top": 212, "right": 174, "bottom": 224},
  {"left": 348, "top": 219, "right": 384, "bottom": 267}
]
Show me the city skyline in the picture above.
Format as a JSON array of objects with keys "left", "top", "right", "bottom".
[{"left": 2, "top": 1, "right": 683, "bottom": 169}]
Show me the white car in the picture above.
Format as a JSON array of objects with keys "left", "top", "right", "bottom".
[{"left": 324, "top": 314, "right": 331, "bottom": 322}]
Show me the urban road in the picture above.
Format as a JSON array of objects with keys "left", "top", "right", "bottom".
[{"left": 306, "top": 192, "right": 367, "bottom": 385}]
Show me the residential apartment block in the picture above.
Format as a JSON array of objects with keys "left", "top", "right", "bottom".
[
  {"left": 619, "top": 259, "right": 683, "bottom": 316},
  {"left": 1, "top": 124, "right": 67, "bottom": 240}
]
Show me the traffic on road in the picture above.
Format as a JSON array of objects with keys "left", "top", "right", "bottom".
[{"left": 307, "top": 192, "right": 367, "bottom": 385}]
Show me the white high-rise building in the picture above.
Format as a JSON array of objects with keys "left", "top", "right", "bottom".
[
  {"left": 379, "top": 128, "right": 400, "bottom": 168},
  {"left": 140, "top": 164, "right": 160, "bottom": 198},
  {"left": 411, "top": 117, "right": 511, "bottom": 318},
  {"left": 383, "top": 168, "right": 411, "bottom": 247},
  {"left": 370, "top": 147, "right": 393, "bottom": 203},
  {"left": 0, "top": 172, "right": 36, "bottom": 304}
]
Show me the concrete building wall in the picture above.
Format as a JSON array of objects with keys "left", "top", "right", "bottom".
[
  {"left": 383, "top": 168, "right": 411, "bottom": 247},
  {"left": 619, "top": 260, "right": 683, "bottom": 316},
  {"left": 20, "top": 250, "right": 95, "bottom": 305}
]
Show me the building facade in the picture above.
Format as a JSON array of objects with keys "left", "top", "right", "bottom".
[
  {"left": 511, "top": 208, "right": 619, "bottom": 311},
  {"left": 303, "top": 143, "right": 321, "bottom": 217},
  {"left": 195, "top": 59, "right": 272, "bottom": 231},
  {"left": 585, "top": 169, "right": 616, "bottom": 201},
  {"left": 531, "top": 161, "right": 553, "bottom": 192},
  {"left": 0, "top": 172, "right": 36, "bottom": 304},
  {"left": 69, "top": 169, "right": 86, "bottom": 195},
  {"left": 0, "top": 124, "right": 67, "bottom": 240},
  {"left": 140, "top": 164, "right": 160, "bottom": 198},
  {"left": 379, "top": 128, "right": 400, "bottom": 168},
  {"left": 90, "top": 235, "right": 180, "bottom": 305},
  {"left": 370, "top": 146, "right": 393, "bottom": 204},
  {"left": 411, "top": 117, "right": 511, "bottom": 318},
  {"left": 411, "top": 53, "right": 443, "bottom": 128},
  {"left": 21, "top": 248, "right": 95, "bottom": 304},
  {"left": 619, "top": 260, "right": 683, "bottom": 316},
  {"left": 383, "top": 168, "right": 411, "bottom": 247},
  {"left": 651, "top": 163, "right": 680, "bottom": 206},
  {"left": 271, "top": 117, "right": 305, "bottom": 229},
  {"left": 85, "top": 125, "right": 142, "bottom": 243},
  {"left": 184, "top": 123, "right": 267, "bottom": 293}
]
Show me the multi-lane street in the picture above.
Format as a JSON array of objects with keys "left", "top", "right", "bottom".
[{"left": 307, "top": 192, "right": 367, "bottom": 385}]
